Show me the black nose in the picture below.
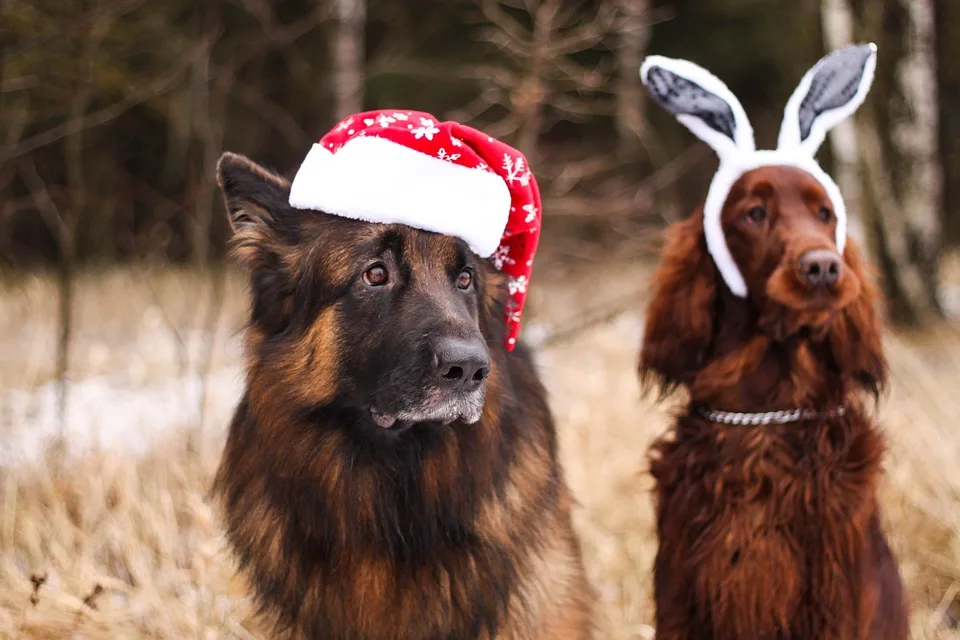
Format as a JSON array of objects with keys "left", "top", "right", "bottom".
[
  {"left": 434, "top": 337, "right": 490, "bottom": 391},
  {"left": 798, "top": 248, "right": 842, "bottom": 287}
]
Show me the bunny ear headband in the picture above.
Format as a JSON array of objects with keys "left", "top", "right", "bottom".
[{"left": 640, "top": 43, "right": 877, "bottom": 297}]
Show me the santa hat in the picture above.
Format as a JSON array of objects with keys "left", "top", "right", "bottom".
[
  {"left": 640, "top": 43, "right": 877, "bottom": 297},
  {"left": 287, "top": 109, "right": 541, "bottom": 350}
]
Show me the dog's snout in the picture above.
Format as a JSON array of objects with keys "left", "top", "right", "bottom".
[
  {"left": 798, "top": 249, "right": 842, "bottom": 288},
  {"left": 433, "top": 337, "right": 490, "bottom": 391}
]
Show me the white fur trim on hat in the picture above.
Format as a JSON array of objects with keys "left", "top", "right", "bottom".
[
  {"left": 641, "top": 44, "right": 877, "bottom": 298},
  {"left": 288, "top": 137, "right": 511, "bottom": 258}
]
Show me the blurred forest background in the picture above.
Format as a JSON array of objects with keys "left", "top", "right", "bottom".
[
  {"left": 3, "top": 0, "right": 960, "bottom": 324},
  {"left": 5, "top": 1, "right": 960, "bottom": 637}
]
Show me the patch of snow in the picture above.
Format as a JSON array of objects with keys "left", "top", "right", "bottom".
[{"left": 0, "top": 366, "right": 245, "bottom": 470}]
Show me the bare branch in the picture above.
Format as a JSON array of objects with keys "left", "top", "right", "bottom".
[
  {"left": 192, "top": 262, "right": 227, "bottom": 455},
  {"left": 548, "top": 56, "right": 613, "bottom": 90},
  {"left": 20, "top": 158, "right": 72, "bottom": 439},
  {"left": 532, "top": 289, "right": 646, "bottom": 349},
  {"left": 551, "top": 94, "right": 617, "bottom": 118},
  {"left": 0, "top": 36, "right": 214, "bottom": 164},
  {"left": 230, "top": 81, "right": 311, "bottom": 148},
  {"left": 475, "top": 0, "right": 537, "bottom": 50},
  {"left": 616, "top": 0, "right": 651, "bottom": 157},
  {"left": 221, "top": 6, "right": 329, "bottom": 80},
  {"left": 19, "top": 159, "right": 64, "bottom": 235},
  {"left": 2, "top": 0, "right": 146, "bottom": 63},
  {"left": 543, "top": 4, "right": 618, "bottom": 56},
  {"left": 332, "top": 0, "right": 367, "bottom": 119}
]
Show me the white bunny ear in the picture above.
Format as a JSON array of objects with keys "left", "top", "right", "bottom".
[
  {"left": 641, "top": 55, "right": 755, "bottom": 162},
  {"left": 777, "top": 43, "right": 877, "bottom": 155}
]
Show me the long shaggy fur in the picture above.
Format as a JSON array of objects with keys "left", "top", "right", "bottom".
[
  {"left": 639, "top": 166, "right": 908, "bottom": 639},
  {"left": 212, "top": 152, "right": 594, "bottom": 639}
]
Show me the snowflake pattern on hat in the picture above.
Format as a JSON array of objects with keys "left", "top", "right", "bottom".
[{"left": 290, "top": 109, "right": 542, "bottom": 351}]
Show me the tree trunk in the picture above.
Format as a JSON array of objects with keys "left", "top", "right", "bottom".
[
  {"left": 332, "top": 0, "right": 366, "bottom": 120},
  {"left": 513, "top": 0, "right": 556, "bottom": 162},
  {"left": 933, "top": 0, "right": 960, "bottom": 247},
  {"left": 190, "top": 4, "right": 214, "bottom": 267},
  {"left": 848, "top": 0, "right": 944, "bottom": 326},
  {"left": 820, "top": 0, "right": 865, "bottom": 246},
  {"left": 615, "top": 0, "right": 650, "bottom": 161}
]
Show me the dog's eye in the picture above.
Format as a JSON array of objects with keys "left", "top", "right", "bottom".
[
  {"left": 818, "top": 206, "right": 832, "bottom": 223},
  {"left": 747, "top": 206, "right": 767, "bottom": 223},
  {"left": 456, "top": 268, "right": 473, "bottom": 290},
  {"left": 363, "top": 263, "right": 389, "bottom": 287}
]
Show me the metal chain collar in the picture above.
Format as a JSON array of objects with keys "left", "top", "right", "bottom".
[{"left": 695, "top": 406, "right": 847, "bottom": 426}]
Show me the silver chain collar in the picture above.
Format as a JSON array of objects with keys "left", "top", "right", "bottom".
[{"left": 695, "top": 406, "right": 846, "bottom": 426}]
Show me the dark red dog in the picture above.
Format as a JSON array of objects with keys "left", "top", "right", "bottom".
[
  {"left": 638, "top": 44, "right": 909, "bottom": 639},
  {"left": 639, "top": 165, "right": 909, "bottom": 639}
]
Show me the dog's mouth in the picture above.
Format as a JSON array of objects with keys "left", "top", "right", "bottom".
[
  {"left": 758, "top": 307, "right": 836, "bottom": 342},
  {"left": 756, "top": 264, "right": 862, "bottom": 342},
  {"left": 369, "top": 388, "right": 486, "bottom": 430},
  {"left": 765, "top": 262, "right": 861, "bottom": 314}
]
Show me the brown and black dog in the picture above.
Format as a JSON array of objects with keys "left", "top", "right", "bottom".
[
  {"left": 640, "top": 166, "right": 909, "bottom": 639},
  {"left": 211, "top": 152, "right": 593, "bottom": 639}
]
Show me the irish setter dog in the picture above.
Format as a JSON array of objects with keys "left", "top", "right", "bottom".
[{"left": 640, "top": 165, "right": 909, "bottom": 639}]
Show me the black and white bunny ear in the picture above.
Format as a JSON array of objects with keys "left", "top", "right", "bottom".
[
  {"left": 640, "top": 55, "right": 755, "bottom": 161},
  {"left": 777, "top": 43, "right": 877, "bottom": 155}
]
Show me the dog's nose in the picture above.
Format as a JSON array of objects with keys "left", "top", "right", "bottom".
[
  {"left": 798, "top": 249, "right": 842, "bottom": 287},
  {"left": 434, "top": 337, "right": 490, "bottom": 391}
]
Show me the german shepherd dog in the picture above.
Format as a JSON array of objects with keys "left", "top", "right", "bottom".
[{"left": 212, "top": 152, "right": 594, "bottom": 639}]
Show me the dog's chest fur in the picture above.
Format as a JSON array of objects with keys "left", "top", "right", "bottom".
[
  {"left": 215, "top": 363, "right": 593, "bottom": 640},
  {"left": 651, "top": 414, "right": 886, "bottom": 638}
]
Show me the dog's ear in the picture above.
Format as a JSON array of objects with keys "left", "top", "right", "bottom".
[
  {"left": 217, "top": 152, "right": 296, "bottom": 267},
  {"left": 639, "top": 211, "right": 718, "bottom": 397},
  {"left": 828, "top": 238, "right": 888, "bottom": 399},
  {"left": 217, "top": 152, "right": 299, "bottom": 332},
  {"left": 777, "top": 43, "right": 877, "bottom": 156}
]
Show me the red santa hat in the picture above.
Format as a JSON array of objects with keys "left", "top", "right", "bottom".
[{"left": 287, "top": 109, "right": 541, "bottom": 351}]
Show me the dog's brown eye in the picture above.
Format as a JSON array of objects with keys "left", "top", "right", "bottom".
[
  {"left": 819, "top": 206, "right": 832, "bottom": 223},
  {"left": 747, "top": 206, "right": 767, "bottom": 223},
  {"left": 363, "top": 263, "right": 389, "bottom": 287},
  {"left": 456, "top": 268, "right": 473, "bottom": 290}
]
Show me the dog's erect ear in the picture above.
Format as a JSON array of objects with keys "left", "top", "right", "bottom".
[
  {"left": 217, "top": 152, "right": 295, "bottom": 269},
  {"left": 777, "top": 43, "right": 877, "bottom": 156},
  {"left": 640, "top": 55, "right": 755, "bottom": 162},
  {"left": 639, "top": 212, "right": 718, "bottom": 397},
  {"left": 217, "top": 152, "right": 300, "bottom": 333}
]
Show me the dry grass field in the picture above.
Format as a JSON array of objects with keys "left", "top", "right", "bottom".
[{"left": 2, "top": 256, "right": 960, "bottom": 639}]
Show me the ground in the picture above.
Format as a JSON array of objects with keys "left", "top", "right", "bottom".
[{"left": 1, "top": 257, "right": 959, "bottom": 639}]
